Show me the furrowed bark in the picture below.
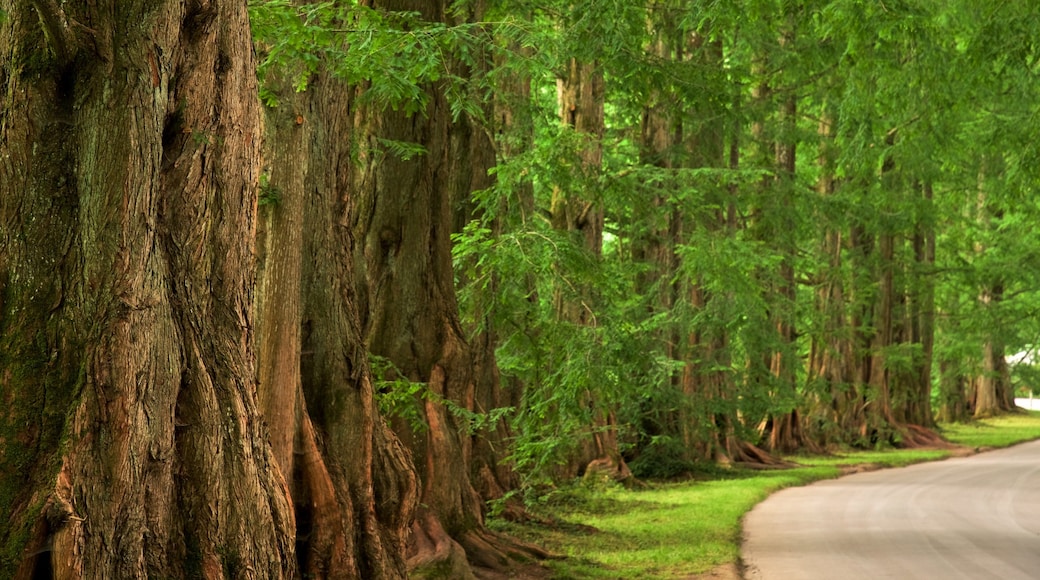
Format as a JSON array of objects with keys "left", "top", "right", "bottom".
[{"left": 1, "top": 1, "right": 295, "bottom": 576}]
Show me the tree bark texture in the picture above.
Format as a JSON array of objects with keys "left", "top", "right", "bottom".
[
  {"left": 1, "top": 1, "right": 295, "bottom": 577},
  {"left": 350, "top": 1, "right": 543, "bottom": 576},
  {"left": 256, "top": 64, "right": 419, "bottom": 578}
]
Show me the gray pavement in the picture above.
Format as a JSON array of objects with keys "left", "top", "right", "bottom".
[{"left": 742, "top": 439, "right": 1040, "bottom": 579}]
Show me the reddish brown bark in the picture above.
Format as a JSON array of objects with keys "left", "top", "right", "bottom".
[
  {"left": 0, "top": 1, "right": 294, "bottom": 576},
  {"left": 349, "top": 1, "right": 547, "bottom": 575},
  {"left": 256, "top": 64, "right": 420, "bottom": 577}
]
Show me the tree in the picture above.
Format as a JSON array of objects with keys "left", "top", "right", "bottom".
[
  {"left": 347, "top": 1, "right": 546, "bottom": 575},
  {"left": 255, "top": 58, "right": 420, "bottom": 578},
  {"left": 0, "top": 1, "right": 296, "bottom": 576}
]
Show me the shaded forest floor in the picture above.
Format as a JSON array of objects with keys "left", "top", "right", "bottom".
[{"left": 481, "top": 412, "right": 1040, "bottom": 580}]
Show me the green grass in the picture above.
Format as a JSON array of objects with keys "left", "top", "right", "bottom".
[
  {"left": 492, "top": 466, "right": 837, "bottom": 579},
  {"left": 939, "top": 410, "right": 1040, "bottom": 448},
  {"left": 493, "top": 411, "right": 1040, "bottom": 579}
]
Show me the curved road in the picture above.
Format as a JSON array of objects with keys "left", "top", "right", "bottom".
[{"left": 742, "top": 440, "right": 1040, "bottom": 579}]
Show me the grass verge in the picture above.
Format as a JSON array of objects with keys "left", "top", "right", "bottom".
[{"left": 491, "top": 410, "right": 1040, "bottom": 579}]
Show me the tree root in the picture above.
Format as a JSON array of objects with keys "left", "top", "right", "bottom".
[
  {"left": 897, "top": 423, "right": 956, "bottom": 449},
  {"left": 407, "top": 510, "right": 476, "bottom": 580},
  {"left": 406, "top": 507, "right": 552, "bottom": 579},
  {"left": 728, "top": 440, "right": 800, "bottom": 470}
]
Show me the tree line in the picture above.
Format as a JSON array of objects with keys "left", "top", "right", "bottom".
[{"left": 2, "top": 0, "right": 1040, "bottom": 577}]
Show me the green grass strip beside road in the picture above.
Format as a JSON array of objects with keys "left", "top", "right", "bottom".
[{"left": 491, "top": 411, "right": 1040, "bottom": 579}]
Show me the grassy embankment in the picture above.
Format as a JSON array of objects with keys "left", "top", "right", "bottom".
[{"left": 490, "top": 411, "right": 1040, "bottom": 579}]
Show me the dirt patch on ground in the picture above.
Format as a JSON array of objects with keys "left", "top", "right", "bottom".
[
  {"left": 685, "top": 562, "right": 743, "bottom": 580},
  {"left": 948, "top": 444, "right": 988, "bottom": 457},
  {"left": 836, "top": 462, "right": 883, "bottom": 475}
]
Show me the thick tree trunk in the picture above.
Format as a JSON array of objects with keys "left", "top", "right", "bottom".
[
  {"left": 350, "top": 2, "right": 547, "bottom": 576},
  {"left": 0, "top": 2, "right": 295, "bottom": 576},
  {"left": 256, "top": 64, "right": 419, "bottom": 577}
]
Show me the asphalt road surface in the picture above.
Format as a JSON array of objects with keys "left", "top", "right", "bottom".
[{"left": 742, "top": 440, "right": 1040, "bottom": 579}]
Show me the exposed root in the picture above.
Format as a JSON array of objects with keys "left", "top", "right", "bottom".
[
  {"left": 727, "top": 441, "right": 799, "bottom": 470},
  {"left": 407, "top": 508, "right": 551, "bottom": 579},
  {"left": 897, "top": 423, "right": 955, "bottom": 449},
  {"left": 294, "top": 413, "right": 353, "bottom": 576},
  {"left": 460, "top": 527, "right": 552, "bottom": 572},
  {"left": 407, "top": 510, "right": 476, "bottom": 580},
  {"left": 582, "top": 455, "right": 636, "bottom": 485}
]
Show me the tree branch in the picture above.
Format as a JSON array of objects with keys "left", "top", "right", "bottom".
[{"left": 30, "top": 0, "right": 75, "bottom": 63}]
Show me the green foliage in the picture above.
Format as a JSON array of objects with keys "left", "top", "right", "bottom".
[
  {"left": 257, "top": 173, "right": 281, "bottom": 207},
  {"left": 370, "top": 355, "right": 513, "bottom": 436},
  {"left": 249, "top": 0, "right": 540, "bottom": 119},
  {"left": 370, "top": 354, "right": 429, "bottom": 432},
  {"left": 374, "top": 138, "right": 427, "bottom": 161},
  {"left": 249, "top": 0, "right": 1040, "bottom": 492}
]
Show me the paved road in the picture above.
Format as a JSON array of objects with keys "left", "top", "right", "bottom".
[{"left": 742, "top": 440, "right": 1040, "bottom": 579}]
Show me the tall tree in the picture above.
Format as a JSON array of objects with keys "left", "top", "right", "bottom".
[
  {"left": 0, "top": 1, "right": 296, "bottom": 576},
  {"left": 349, "top": 1, "right": 544, "bottom": 575},
  {"left": 254, "top": 59, "right": 420, "bottom": 578}
]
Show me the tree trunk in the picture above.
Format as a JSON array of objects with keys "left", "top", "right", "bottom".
[
  {"left": 350, "top": 2, "right": 546, "bottom": 576},
  {"left": 763, "top": 87, "right": 805, "bottom": 454},
  {"left": 256, "top": 62, "right": 420, "bottom": 577},
  {"left": 552, "top": 58, "right": 631, "bottom": 481},
  {"left": 972, "top": 284, "right": 1015, "bottom": 418},
  {"left": 749, "top": 11, "right": 809, "bottom": 454},
  {"left": 970, "top": 166, "right": 1015, "bottom": 418},
  {"left": 0, "top": 2, "right": 295, "bottom": 576},
  {"left": 901, "top": 182, "right": 937, "bottom": 428},
  {"left": 447, "top": 8, "right": 531, "bottom": 520}
]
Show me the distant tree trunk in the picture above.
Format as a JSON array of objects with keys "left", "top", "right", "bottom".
[
  {"left": 448, "top": 7, "right": 528, "bottom": 519},
  {"left": 678, "top": 35, "right": 753, "bottom": 465},
  {"left": 763, "top": 87, "right": 806, "bottom": 454},
  {"left": 807, "top": 122, "right": 941, "bottom": 447},
  {"left": 937, "top": 357, "right": 970, "bottom": 423},
  {"left": 256, "top": 64, "right": 420, "bottom": 577},
  {"left": 634, "top": 16, "right": 684, "bottom": 463},
  {"left": 0, "top": 2, "right": 296, "bottom": 576},
  {"left": 750, "top": 11, "right": 810, "bottom": 454},
  {"left": 972, "top": 284, "right": 1014, "bottom": 418},
  {"left": 899, "top": 182, "right": 937, "bottom": 428},
  {"left": 805, "top": 109, "right": 861, "bottom": 445},
  {"left": 970, "top": 167, "right": 1015, "bottom": 418},
  {"left": 553, "top": 57, "right": 631, "bottom": 481}
]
